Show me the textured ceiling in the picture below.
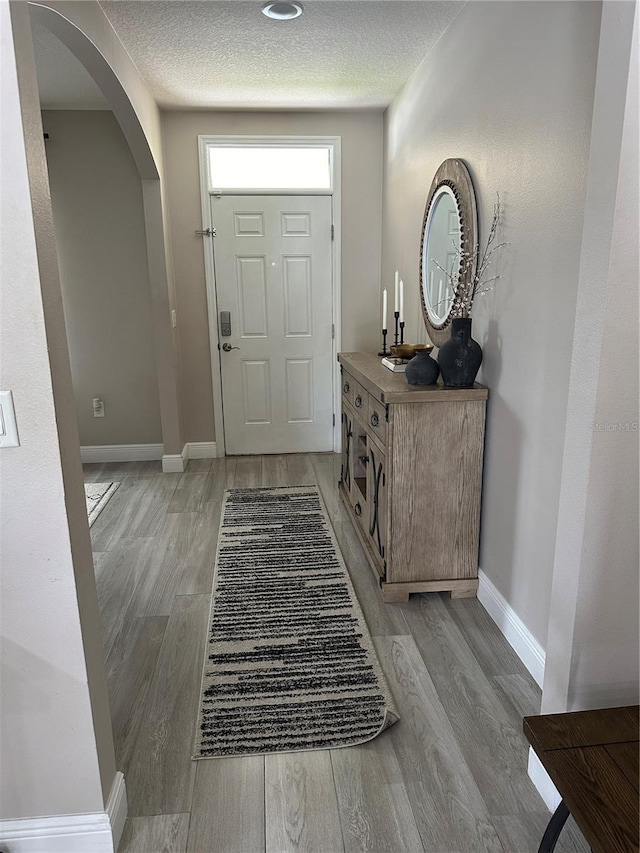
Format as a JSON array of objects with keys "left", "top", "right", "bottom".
[
  {"left": 98, "top": 0, "right": 465, "bottom": 110},
  {"left": 31, "top": 17, "right": 110, "bottom": 109}
]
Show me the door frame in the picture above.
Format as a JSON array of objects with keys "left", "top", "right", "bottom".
[{"left": 198, "top": 135, "right": 342, "bottom": 457}]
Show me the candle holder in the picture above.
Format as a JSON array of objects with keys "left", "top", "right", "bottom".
[
  {"left": 399, "top": 321, "right": 405, "bottom": 345},
  {"left": 393, "top": 311, "right": 400, "bottom": 346},
  {"left": 378, "top": 329, "right": 390, "bottom": 357}
]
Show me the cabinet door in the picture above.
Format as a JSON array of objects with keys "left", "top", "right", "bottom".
[
  {"left": 367, "top": 442, "right": 387, "bottom": 566},
  {"left": 340, "top": 409, "right": 353, "bottom": 493},
  {"left": 351, "top": 417, "right": 370, "bottom": 524}
]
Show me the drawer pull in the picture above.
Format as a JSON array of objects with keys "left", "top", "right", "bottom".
[
  {"left": 354, "top": 502, "right": 362, "bottom": 517},
  {"left": 358, "top": 455, "right": 369, "bottom": 465},
  {"left": 355, "top": 394, "right": 363, "bottom": 408},
  {"left": 370, "top": 411, "right": 380, "bottom": 428},
  {"left": 343, "top": 381, "right": 350, "bottom": 394}
]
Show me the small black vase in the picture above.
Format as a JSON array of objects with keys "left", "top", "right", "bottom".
[
  {"left": 438, "top": 317, "right": 483, "bottom": 387},
  {"left": 405, "top": 349, "right": 440, "bottom": 385}
]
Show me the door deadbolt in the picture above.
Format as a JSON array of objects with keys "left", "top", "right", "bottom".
[
  {"left": 222, "top": 343, "right": 240, "bottom": 352},
  {"left": 220, "top": 310, "right": 232, "bottom": 336}
]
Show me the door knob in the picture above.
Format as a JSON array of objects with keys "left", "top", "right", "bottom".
[{"left": 222, "top": 343, "right": 240, "bottom": 352}]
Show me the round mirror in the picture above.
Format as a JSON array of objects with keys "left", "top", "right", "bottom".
[
  {"left": 419, "top": 159, "right": 478, "bottom": 346},
  {"left": 422, "top": 186, "right": 460, "bottom": 325}
]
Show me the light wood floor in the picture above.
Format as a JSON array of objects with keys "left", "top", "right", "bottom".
[{"left": 85, "top": 454, "right": 589, "bottom": 853}]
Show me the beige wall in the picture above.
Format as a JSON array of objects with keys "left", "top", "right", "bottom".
[
  {"left": 574, "top": 3, "right": 639, "bottom": 705},
  {"left": 572, "top": 190, "right": 639, "bottom": 707},
  {"left": 543, "top": 0, "right": 639, "bottom": 714},
  {"left": 44, "top": 109, "right": 162, "bottom": 447},
  {"left": 162, "top": 111, "right": 383, "bottom": 443},
  {"left": 382, "top": 0, "right": 602, "bottom": 648},
  {"left": 1, "top": 1, "right": 112, "bottom": 819}
]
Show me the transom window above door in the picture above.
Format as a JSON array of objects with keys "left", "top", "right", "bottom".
[{"left": 206, "top": 146, "right": 332, "bottom": 192}]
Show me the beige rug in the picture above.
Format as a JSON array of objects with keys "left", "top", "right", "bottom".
[
  {"left": 85, "top": 481, "right": 119, "bottom": 527},
  {"left": 194, "top": 484, "right": 398, "bottom": 758}
]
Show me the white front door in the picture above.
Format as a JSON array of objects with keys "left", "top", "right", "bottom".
[{"left": 212, "top": 194, "right": 334, "bottom": 455}]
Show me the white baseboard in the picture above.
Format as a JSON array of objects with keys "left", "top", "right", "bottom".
[
  {"left": 0, "top": 813, "right": 113, "bottom": 853},
  {"left": 163, "top": 442, "right": 218, "bottom": 471},
  {"left": 105, "top": 772, "right": 127, "bottom": 853},
  {"left": 528, "top": 747, "right": 561, "bottom": 811},
  {"left": 477, "top": 572, "right": 552, "bottom": 808},
  {"left": 84, "top": 442, "right": 218, "bottom": 471},
  {"left": 477, "top": 569, "right": 546, "bottom": 687},
  {"left": 81, "top": 444, "right": 163, "bottom": 464},
  {"left": 162, "top": 454, "right": 185, "bottom": 473},
  {"left": 0, "top": 773, "right": 127, "bottom": 853},
  {"left": 162, "top": 444, "right": 188, "bottom": 473},
  {"left": 186, "top": 441, "right": 217, "bottom": 459},
  {"left": 82, "top": 442, "right": 218, "bottom": 468}
]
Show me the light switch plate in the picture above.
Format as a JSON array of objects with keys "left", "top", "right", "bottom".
[{"left": 0, "top": 390, "right": 20, "bottom": 447}]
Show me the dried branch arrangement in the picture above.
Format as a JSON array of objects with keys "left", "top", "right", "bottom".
[{"left": 433, "top": 194, "right": 507, "bottom": 318}]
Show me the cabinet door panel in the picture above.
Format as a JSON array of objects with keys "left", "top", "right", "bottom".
[
  {"left": 340, "top": 409, "right": 354, "bottom": 495},
  {"left": 390, "top": 399, "right": 485, "bottom": 581},
  {"left": 367, "top": 442, "right": 387, "bottom": 568},
  {"left": 351, "top": 417, "right": 370, "bottom": 526}
]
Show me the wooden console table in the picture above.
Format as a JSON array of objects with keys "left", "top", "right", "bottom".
[
  {"left": 338, "top": 352, "right": 487, "bottom": 602},
  {"left": 524, "top": 705, "right": 639, "bottom": 853}
]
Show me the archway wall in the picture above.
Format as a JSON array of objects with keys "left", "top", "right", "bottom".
[
  {"left": 31, "top": 0, "right": 162, "bottom": 178},
  {"left": 1, "top": 0, "right": 183, "bottom": 827},
  {"left": 2, "top": 0, "right": 112, "bottom": 821},
  {"left": 30, "top": 0, "right": 184, "bottom": 456}
]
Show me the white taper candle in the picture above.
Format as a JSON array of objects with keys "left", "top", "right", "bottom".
[
  {"left": 399, "top": 280, "right": 404, "bottom": 322},
  {"left": 394, "top": 270, "right": 399, "bottom": 313},
  {"left": 382, "top": 289, "right": 388, "bottom": 331}
]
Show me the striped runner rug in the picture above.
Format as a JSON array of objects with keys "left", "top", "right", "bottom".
[
  {"left": 194, "top": 485, "right": 398, "bottom": 758},
  {"left": 84, "top": 481, "right": 119, "bottom": 527}
]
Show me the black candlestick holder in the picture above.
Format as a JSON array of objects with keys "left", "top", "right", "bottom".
[
  {"left": 378, "top": 329, "right": 390, "bottom": 357},
  {"left": 393, "top": 311, "right": 400, "bottom": 346},
  {"left": 399, "top": 321, "right": 405, "bottom": 345}
]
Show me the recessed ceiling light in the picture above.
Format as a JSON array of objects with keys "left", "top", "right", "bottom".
[{"left": 261, "top": 1, "right": 303, "bottom": 21}]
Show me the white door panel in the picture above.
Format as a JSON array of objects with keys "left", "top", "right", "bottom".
[{"left": 212, "top": 195, "right": 333, "bottom": 454}]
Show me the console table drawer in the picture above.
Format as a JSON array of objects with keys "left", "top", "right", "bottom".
[
  {"left": 352, "top": 381, "right": 367, "bottom": 415},
  {"left": 341, "top": 373, "right": 354, "bottom": 406},
  {"left": 367, "top": 394, "right": 387, "bottom": 444}
]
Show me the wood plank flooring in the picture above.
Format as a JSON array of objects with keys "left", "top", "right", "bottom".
[{"left": 86, "top": 454, "right": 589, "bottom": 853}]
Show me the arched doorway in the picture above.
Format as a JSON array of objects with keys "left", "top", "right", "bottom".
[
  {"left": 4, "top": 3, "right": 183, "bottom": 847},
  {"left": 29, "top": 1, "right": 183, "bottom": 465}
]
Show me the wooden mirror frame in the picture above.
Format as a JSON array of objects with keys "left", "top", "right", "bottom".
[{"left": 419, "top": 158, "right": 478, "bottom": 347}]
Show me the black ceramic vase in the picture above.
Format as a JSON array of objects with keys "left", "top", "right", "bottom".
[
  {"left": 438, "top": 317, "right": 483, "bottom": 387},
  {"left": 405, "top": 349, "right": 440, "bottom": 386}
]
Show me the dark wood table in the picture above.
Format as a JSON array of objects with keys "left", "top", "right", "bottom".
[{"left": 524, "top": 705, "right": 639, "bottom": 853}]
